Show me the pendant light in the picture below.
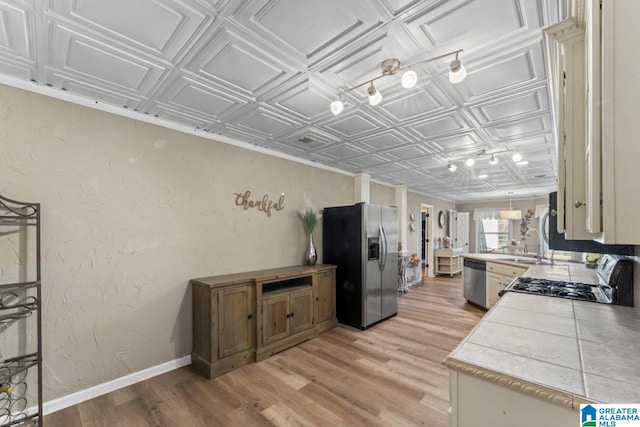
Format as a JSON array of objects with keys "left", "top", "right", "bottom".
[{"left": 500, "top": 193, "right": 522, "bottom": 220}]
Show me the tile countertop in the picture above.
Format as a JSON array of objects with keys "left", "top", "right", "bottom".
[
  {"left": 462, "top": 253, "right": 599, "bottom": 284},
  {"left": 444, "top": 258, "right": 640, "bottom": 409}
]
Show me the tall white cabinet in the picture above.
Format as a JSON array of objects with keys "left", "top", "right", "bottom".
[{"left": 544, "top": 0, "right": 640, "bottom": 245}]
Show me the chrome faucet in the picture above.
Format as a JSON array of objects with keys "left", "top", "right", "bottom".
[{"left": 525, "top": 229, "right": 542, "bottom": 262}]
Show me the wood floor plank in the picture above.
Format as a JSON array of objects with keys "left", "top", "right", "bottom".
[{"left": 44, "top": 276, "right": 484, "bottom": 426}]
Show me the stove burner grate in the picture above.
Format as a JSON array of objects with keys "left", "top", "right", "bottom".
[{"left": 504, "top": 277, "right": 604, "bottom": 303}]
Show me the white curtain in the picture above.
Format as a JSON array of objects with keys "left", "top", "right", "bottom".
[{"left": 472, "top": 208, "right": 507, "bottom": 221}]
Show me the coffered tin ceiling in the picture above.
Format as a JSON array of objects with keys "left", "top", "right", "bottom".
[{"left": 0, "top": 0, "right": 565, "bottom": 202}]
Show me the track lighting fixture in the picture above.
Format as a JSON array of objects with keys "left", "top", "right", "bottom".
[
  {"left": 512, "top": 153, "right": 523, "bottom": 162},
  {"left": 447, "top": 150, "right": 512, "bottom": 173},
  {"left": 448, "top": 163, "right": 457, "bottom": 172},
  {"left": 329, "top": 49, "right": 465, "bottom": 114}
]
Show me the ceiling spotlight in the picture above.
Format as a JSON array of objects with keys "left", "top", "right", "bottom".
[
  {"left": 401, "top": 70, "right": 418, "bottom": 88},
  {"left": 329, "top": 49, "right": 464, "bottom": 112},
  {"left": 516, "top": 160, "right": 529, "bottom": 166},
  {"left": 466, "top": 158, "right": 475, "bottom": 167},
  {"left": 512, "top": 153, "right": 523, "bottom": 162},
  {"left": 330, "top": 100, "right": 344, "bottom": 115},
  {"left": 478, "top": 174, "right": 488, "bottom": 179},
  {"left": 368, "top": 83, "right": 383, "bottom": 106},
  {"left": 489, "top": 154, "right": 499, "bottom": 165},
  {"left": 449, "top": 53, "right": 467, "bottom": 84},
  {"left": 448, "top": 163, "right": 457, "bottom": 172}
]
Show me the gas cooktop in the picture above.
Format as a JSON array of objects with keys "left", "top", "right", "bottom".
[
  {"left": 500, "top": 277, "right": 611, "bottom": 303},
  {"left": 498, "top": 254, "right": 633, "bottom": 306}
]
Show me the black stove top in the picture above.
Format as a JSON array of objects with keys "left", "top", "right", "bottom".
[{"left": 501, "top": 277, "right": 609, "bottom": 303}]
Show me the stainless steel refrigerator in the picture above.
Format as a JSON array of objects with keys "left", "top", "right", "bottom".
[{"left": 322, "top": 203, "right": 398, "bottom": 329}]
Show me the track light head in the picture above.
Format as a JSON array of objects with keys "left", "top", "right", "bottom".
[
  {"left": 489, "top": 154, "right": 498, "bottom": 165},
  {"left": 466, "top": 158, "right": 475, "bottom": 167},
  {"left": 330, "top": 100, "right": 344, "bottom": 115},
  {"left": 449, "top": 57, "right": 467, "bottom": 84},
  {"left": 368, "top": 83, "right": 382, "bottom": 106},
  {"left": 448, "top": 163, "right": 457, "bottom": 172},
  {"left": 512, "top": 153, "right": 523, "bottom": 162},
  {"left": 401, "top": 70, "right": 418, "bottom": 88}
]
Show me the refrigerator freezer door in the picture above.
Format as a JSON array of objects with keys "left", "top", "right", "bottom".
[
  {"left": 322, "top": 204, "right": 364, "bottom": 329},
  {"left": 380, "top": 206, "right": 398, "bottom": 319},
  {"left": 363, "top": 204, "right": 382, "bottom": 327}
]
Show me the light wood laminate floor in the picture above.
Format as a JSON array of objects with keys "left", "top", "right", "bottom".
[{"left": 45, "top": 275, "right": 484, "bottom": 426}]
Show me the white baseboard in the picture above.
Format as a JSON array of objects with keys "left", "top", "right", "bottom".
[{"left": 43, "top": 354, "right": 191, "bottom": 415}]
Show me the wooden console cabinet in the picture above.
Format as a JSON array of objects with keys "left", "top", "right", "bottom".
[{"left": 191, "top": 265, "right": 337, "bottom": 379}]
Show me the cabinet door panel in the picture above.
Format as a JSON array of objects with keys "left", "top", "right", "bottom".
[
  {"left": 262, "top": 294, "right": 289, "bottom": 345},
  {"left": 218, "top": 284, "right": 254, "bottom": 358},
  {"left": 486, "top": 272, "right": 503, "bottom": 309},
  {"left": 315, "top": 271, "right": 335, "bottom": 324},
  {"left": 291, "top": 289, "right": 313, "bottom": 334}
]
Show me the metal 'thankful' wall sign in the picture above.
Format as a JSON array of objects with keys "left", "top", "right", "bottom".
[{"left": 233, "top": 190, "right": 285, "bottom": 217}]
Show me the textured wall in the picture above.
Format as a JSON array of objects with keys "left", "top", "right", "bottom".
[
  {"left": 0, "top": 84, "right": 355, "bottom": 400},
  {"left": 369, "top": 182, "right": 396, "bottom": 207}
]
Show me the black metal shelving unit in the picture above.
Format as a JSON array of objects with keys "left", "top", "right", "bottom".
[{"left": 0, "top": 194, "right": 42, "bottom": 426}]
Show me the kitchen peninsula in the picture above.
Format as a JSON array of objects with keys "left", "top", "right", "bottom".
[{"left": 445, "top": 259, "right": 640, "bottom": 426}]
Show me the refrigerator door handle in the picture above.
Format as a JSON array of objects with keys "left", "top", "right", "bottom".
[{"left": 380, "top": 224, "right": 388, "bottom": 270}]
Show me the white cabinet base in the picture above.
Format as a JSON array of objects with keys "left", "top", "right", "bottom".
[{"left": 449, "top": 371, "right": 577, "bottom": 427}]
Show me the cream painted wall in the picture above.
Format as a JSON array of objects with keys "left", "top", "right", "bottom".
[
  {"left": 370, "top": 182, "right": 396, "bottom": 207},
  {"left": 456, "top": 198, "right": 548, "bottom": 253},
  {"left": 0, "top": 84, "right": 358, "bottom": 400}
]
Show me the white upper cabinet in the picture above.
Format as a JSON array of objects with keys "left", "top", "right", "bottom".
[
  {"left": 544, "top": 14, "right": 592, "bottom": 240},
  {"left": 544, "top": 0, "right": 640, "bottom": 244},
  {"left": 599, "top": 0, "right": 640, "bottom": 244}
]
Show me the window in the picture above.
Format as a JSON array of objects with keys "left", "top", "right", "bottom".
[{"left": 478, "top": 218, "right": 511, "bottom": 253}]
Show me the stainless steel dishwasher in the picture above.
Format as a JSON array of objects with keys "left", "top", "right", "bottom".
[{"left": 463, "top": 258, "right": 486, "bottom": 307}]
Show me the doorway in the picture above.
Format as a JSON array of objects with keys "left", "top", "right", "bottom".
[{"left": 421, "top": 204, "right": 434, "bottom": 277}]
